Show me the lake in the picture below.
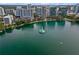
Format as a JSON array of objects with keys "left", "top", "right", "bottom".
[{"left": 0, "top": 21, "right": 79, "bottom": 55}]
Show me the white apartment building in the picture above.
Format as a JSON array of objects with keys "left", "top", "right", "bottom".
[
  {"left": 16, "top": 6, "right": 33, "bottom": 20},
  {"left": 0, "top": 7, "right": 5, "bottom": 16},
  {"left": 3, "top": 15, "right": 14, "bottom": 25}
]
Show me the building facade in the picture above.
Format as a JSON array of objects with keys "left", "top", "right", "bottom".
[
  {"left": 57, "top": 6, "right": 67, "bottom": 16},
  {"left": 21, "top": 9, "right": 33, "bottom": 19},
  {"left": 50, "top": 7, "right": 56, "bottom": 16},
  {"left": 35, "top": 6, "right": 47, "bottom": 18},
  {"left": 16, "top": 5, "right": 33, "bottom": 20},
  {"left": 5, "top": 9, "right": 16, "bottom": 15},
  {"left": 0, "top": 7, "right": 5, "bottom": 16},
  {"left": 16, "top": 6, "right": 22, "bottom": 18},
  {"left": 3, "top": 15, "right": 14, "bottom": 25},
  {"left": 67, "top": 6, "right": 76, "bottom": 15}
]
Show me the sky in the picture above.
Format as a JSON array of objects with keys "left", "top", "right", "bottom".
[{"left": 0, "top": 0, "right": 79, "bottom": 3}]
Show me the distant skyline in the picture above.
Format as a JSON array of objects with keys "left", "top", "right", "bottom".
[
  {"left": 0, "top": 3, "right": 78, "bottom": 5},
  {"left": 0, "top": 0, "right": 79, "bottom": 4}
]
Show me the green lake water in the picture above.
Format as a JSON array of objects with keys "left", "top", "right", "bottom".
[{"left": 0, "top": 21, "right": 79, "bottom": 55}]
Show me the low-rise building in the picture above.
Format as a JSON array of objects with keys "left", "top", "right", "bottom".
[
  {"left": 5, "top": 9, "right": 16, "bottom": 15},
  {"left": 3, "top": 15, "right": 14, "bottom": 25}
]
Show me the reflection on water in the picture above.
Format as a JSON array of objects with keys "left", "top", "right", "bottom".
[
  {"left": 56, "top": 21, "right": 65, "bottom": 29},
  {"left": 71, "top": 21, "right": 79, "bottom": 25},
  {"left": 16, "top": 26, "right": 22, "bottom": 30},
  {"left": 56, "top": 21, "right": 65, "bottom": 27},
  {"left": 21, "top": 24, "right": 34, "bottom": 30},
  {"left": 5, "top": 28, "right": 13, "bottom": 33},
  {"left": 47, "top": 21, "right": 55, "bottom": 29},
  {"left": 0, "top": 21, "right": 79, "bottom": 36},
  {"left": 0, "top": 30, "right": 5, "bottom": 36}
]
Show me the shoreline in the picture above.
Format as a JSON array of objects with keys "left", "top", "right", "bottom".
[
  {"left": 0, "top": 31, "right": 3, "bottom": 32},
  {"left": 0, "top": 19, "right": 79, "bottom": 32}
]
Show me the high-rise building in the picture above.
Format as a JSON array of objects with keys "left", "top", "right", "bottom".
[
  {"left": 42, "top": 7, "right": 48, "bottom": 17},
  {"left": 35, "top": 7, "right": 42, "bottom": 17},
  {"left": 16, "top": 6, "right": 22, "bottom": 18},
  {"left": 50, "top": 6, "right": 67, "bottom": 16},
  {"left": 75, "top": 5, "right": 79, "bottom": 14},
  {"left": 21, "top": 9, "right": 33, "bottom": 19},
  {"left": 16, "top": 5, "right": 33, "bottom": 20},
  {"left": 57, "top": 6, "right": 67, "bottom": 16},
  {"left": 75, "top": 5, "right": 79, "bottom": 17},
  {"left": 50, "top": 7, "right": 56, "bottom": 16},
  {"left": 67, "top": 6, "right": 75, "bottom": 15},
  {"left": 45, "top": 6, "right": 50, "bottom": 17},
  {"left": 27, "top": 4, "right": 31, "bottom": 10},
  {"left": 0, "top": 7, "right": 5, "bottom": 16},
  {"left": 35, "top": 6, "right": 47, "bottom": 18}
]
